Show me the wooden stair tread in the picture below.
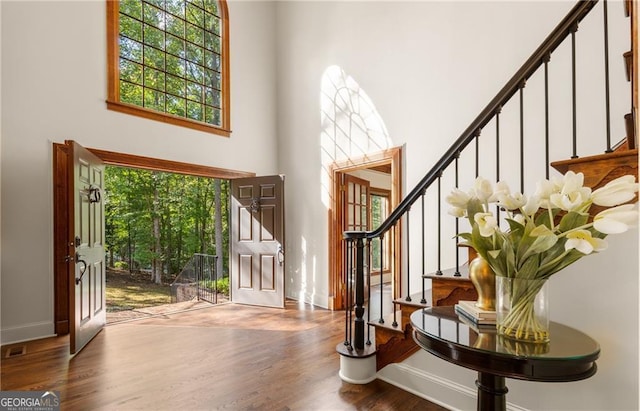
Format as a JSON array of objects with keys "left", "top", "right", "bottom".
[
  {"left": 368, "top": 310, "right": 404, "bottom": 334},
  {"left": 423, "top": 265, "right": 470, "bottom": 279},
  {"left": 551, "top": 149, "right": 638, "bottom": 193},
  {"left": 393, "top": 289, "right": 431, "bottom": 308}
]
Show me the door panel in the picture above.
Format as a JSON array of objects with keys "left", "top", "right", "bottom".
[
  {"left": 231, "top": 175, "right": 285, "bottom": 308},
  {"left": 68, "top": 140, "right": 106, "bottom": 354}
]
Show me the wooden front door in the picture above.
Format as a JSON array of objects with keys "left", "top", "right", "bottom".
[
  {"left": 230, "top": 176, "right": 285, "bottom": 308},
  {"left": 67, "top": 140, "right": 107, "bottom": 354}
]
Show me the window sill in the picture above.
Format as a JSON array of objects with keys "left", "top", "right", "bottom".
[{"left": 106, "top": 100, "right": 231, "bottom": 137}]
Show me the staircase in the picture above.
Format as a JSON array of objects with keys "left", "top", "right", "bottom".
[{"left": 338, "top": 0, "right": 638, "bottom": 382}]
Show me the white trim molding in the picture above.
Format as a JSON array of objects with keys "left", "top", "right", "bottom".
[{"left": 377, "top": 363, "right": 529, "bottom": 411}]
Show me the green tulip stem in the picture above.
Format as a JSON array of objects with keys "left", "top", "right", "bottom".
[{"left": 498, "top": 278, "right": 548, "bottom": 343}]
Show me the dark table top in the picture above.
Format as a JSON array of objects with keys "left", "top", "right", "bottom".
[{"left": 410, "top": 306, "right": 600, "bottom": 382}]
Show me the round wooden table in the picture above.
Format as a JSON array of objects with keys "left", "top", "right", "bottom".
[{"left": 411, "top": 306, "right": 600, "bottom": 411}]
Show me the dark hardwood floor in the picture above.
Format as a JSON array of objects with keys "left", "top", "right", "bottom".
[{"left": 1, "top": 301, "right": 447, "bottom": 410}]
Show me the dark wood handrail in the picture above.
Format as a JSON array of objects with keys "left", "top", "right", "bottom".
[{"left": 344, "top": 0, "right": 599, "bottom": 241}]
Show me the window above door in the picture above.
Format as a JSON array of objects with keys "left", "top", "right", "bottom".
[{"left": 106, "top": 0, "right": 231, "bottom": 136}]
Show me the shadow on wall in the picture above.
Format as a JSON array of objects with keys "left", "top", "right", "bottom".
[{"left": 319, "top": 65, "right": 394, "bottom": 209}]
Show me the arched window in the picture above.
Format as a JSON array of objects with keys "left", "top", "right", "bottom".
[{"left": 107, "top": 0, "right": 230, "bottom": 136}]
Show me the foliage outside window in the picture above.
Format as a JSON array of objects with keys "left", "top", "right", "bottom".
[
  {"left": 106, "top": 0, "right": 230, "bottom": 136},
  {"left": 105, "top": 166, "right": 230, "bottom": 283},
  {"left": 370, "top": 190, "right": 391, "bottom": 274}
]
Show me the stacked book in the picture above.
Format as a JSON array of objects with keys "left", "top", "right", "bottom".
[{"left": 454, "top": 300, "right": 496, "bottom": 329}]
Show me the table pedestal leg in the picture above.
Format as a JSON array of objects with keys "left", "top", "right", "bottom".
[{"left": 476, "top": 372, "right": 508, "bottom": 411}]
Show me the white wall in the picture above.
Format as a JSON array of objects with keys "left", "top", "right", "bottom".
[
  {"left": 275, "top": 1, "right": 637, "bottom": 410},
  {"left": 0, "top": 0, "right": 278, "bottom": 343}
]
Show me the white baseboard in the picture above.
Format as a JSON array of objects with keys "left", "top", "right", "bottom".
[
  {"left": 286, "top": 290, "right": 329, "bottom": 309},
  {"left": 1, "top": 321, "right": 55, "bottom": 345},
  {"left": 377, "top": 363, "right": 476, "bottom": 410},
  {"left": 377, "top": 363, "right": 529, "bottom": 411}
]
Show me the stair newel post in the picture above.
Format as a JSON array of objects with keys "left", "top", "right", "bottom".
[
  {"left": 603, "top": 0, "right": 613, "bottom": 153},
  {"left": 353, "top": 235, "right": 366, "bottom": 350},
  {"left": 337, "top": 233, "right": 376, "bottom": 385},
  {"left": 436, "top": 171, "right": 443, "bottom": 275},
  {"left": 420, "top": 191, "right": 427, "bottom": 304}
]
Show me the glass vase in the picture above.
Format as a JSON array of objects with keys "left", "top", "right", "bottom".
[{"left": 496, "top": 276, "right": 549, "bottom": 343}]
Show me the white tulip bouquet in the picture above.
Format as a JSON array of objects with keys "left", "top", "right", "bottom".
[{"left": 446, "top": 171, "right": 638, "bottom": 342}]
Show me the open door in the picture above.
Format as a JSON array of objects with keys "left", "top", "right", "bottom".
[
  {"left": 67, "top": 140, "right": 106, "bottom": 354},
  {"left": 230, "top": 175, "right": 285, "bottom": 308}
]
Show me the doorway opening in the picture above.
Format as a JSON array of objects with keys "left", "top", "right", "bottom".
[
  {"left": 104, "top": 165, "right": 231, "bottom": 323},
  {"left": 53, "top": 144, "right": 254, "bottom": 335},
  {"left": 328, "top": 147, "right": 402, "bottom": 311}
]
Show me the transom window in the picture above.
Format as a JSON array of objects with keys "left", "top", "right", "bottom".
[{"left": 107, "top": 0, "right": 230, "bottom": 136}]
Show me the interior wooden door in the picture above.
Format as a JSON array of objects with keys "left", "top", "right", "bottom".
[
  {"left": 67, "top": 140, "right": 107, "bottom": 354},
  {"left": 342, "top": 174, "right": 371, "bottom": 301},
  {"left": 343, "top": 174, "right": 371, "bottom": 233},
  {"left": 230, "top": 175, "right": 285, "bottom": 308}
]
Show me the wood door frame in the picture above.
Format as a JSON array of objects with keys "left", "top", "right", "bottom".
[
  {"left": 327, "top": 147, "right": 402, "bottom": 310},
  {"left": 53, "top": 143, "right": 254, "bottom": 335}
]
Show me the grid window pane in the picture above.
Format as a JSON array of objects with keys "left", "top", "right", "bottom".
[
  {"left": 120, "top": 15, "right": 142, "bottom": 42},
  {"left": 205, "top": 106, "right": 221, "bottom": 126},
  {"left": 120, "top": 58, "right": 143, "bottom": 85},
  {"left": 166, "top": 33, "right": 185, "bottom": 57},
  {"left": 144, "top": 67, "right": 165, "bottom": 91},
  {"left": 186, "top": 62, "right": 203, "bottom": 83},
  {"left": 143, "top": 24, "right": 164, "bottom": 50},
  {"left": 187, "top": 81, "right": 203, "bottom": 102},
  {"left": 167, "top": 74, "right": 186, "bottom": 97},
  {"left": 186, "top": 43, "right": 204, "bottom": 66},
  {"left": 187, "top": 101, "right": 204, "bottom": 121},
  {"left": 185, "top": 3, "right": 204, "bottom": 26},
  {"left": 166, "top": 54, "right": 185, "bottom": 77},
  {"left": 204, "top": 87, "right": 220, "bottom": 107},
  {"left": 115, "top": 0, "right": 227, "bottom": 131},
  {"left": 204, "top": 51, "right": 220, "bottom": 72},
  {"left": 167, "top": 95, "right": 186, "bottom": 116},
  {"left": 166, "top": 14, "right": 185, "bottom": 38},
  {"left": 143, "top": 3, "right": 164, "bottom": 28},
  {"left": 120, "top": 82, "right": 143, "bottom": 106},
  {"left": 143, "top": 45, "right": 165, "bottom": 70},
  {"left": 144, "top": 89, "right": 166, "bottom": 111},
  {"left": 120, "top": 0, "right": 142, "bottom": 19},
  {"left": 120, "top": 37, "right": 143, "bottom": 63},
  {"left": 203, "top": 0, "right": 219, "bottom": 16}
]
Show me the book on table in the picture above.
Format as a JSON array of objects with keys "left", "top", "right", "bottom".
[
  {"left": 456, "top": 308, "right": 497, "bottom": 332},
  {"left": 455, "top": 304, "right": 496, "bottom": 326},
  {"left": 454, "top": 300, "right": 496, "bottom": 325}
]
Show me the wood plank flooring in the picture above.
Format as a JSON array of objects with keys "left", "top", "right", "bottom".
[{"left": 1, "top": 301, "right": 447, "bottom": 411}]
